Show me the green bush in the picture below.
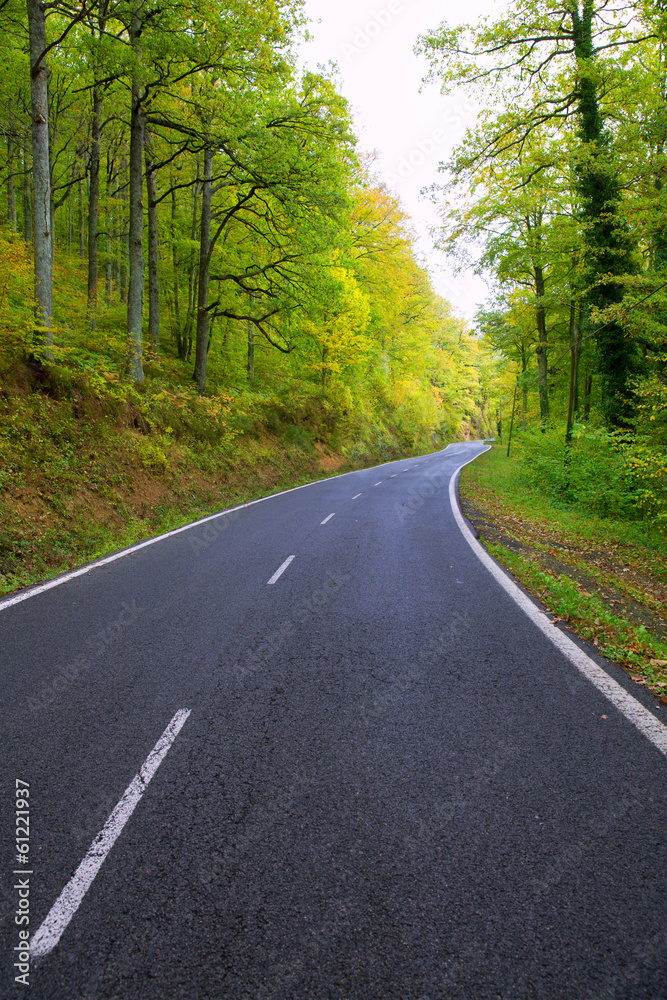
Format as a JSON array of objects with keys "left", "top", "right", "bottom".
[{"left": 515, "top": 425, "right": 667, "bottom": 528}]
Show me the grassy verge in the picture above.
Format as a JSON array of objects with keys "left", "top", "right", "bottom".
[{"left": 460, "top": 445, "right": 667, "bottom": 703}]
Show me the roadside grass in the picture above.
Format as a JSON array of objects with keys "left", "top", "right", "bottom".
[{"left": 460, "top": 445, "right": 667, "bottom": 702}]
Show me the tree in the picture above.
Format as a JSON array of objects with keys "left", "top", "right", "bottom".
[
  {"left": 26, "top": 0, "right": 53, "bottom": 352},
  {"left": 417, "top": 0, "right": 648, "bottom": 425}
]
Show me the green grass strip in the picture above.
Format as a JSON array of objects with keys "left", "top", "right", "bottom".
[{"left": 488, "top": 541, "right": 667, "bottom": 694}]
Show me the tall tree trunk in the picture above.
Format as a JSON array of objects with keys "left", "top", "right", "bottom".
[
  {"left": 22, "top": 147, "right": 31, "bottom": 244},
  {"left": 27, "top": 0, "right": 53, "bottom": 352},
  {"left": 78, "top": 173, "right": 85, "bottom": 257},
  {"left": 126, "top": 14, "right": 144, "bottom": 383},
  {"left": 87, "top": 2, "right": 107, "bottom": 328},
  {"left": 119, "top": 154, "right": 127, "bottom": 302},
  {"left": 247, "top": 292, "right": 254, "bottom": 383},
  {"left": 87, "top": 87, "right": 102, "bottom": 327},
  {"left": 145, "top": 126, "right": 160, "bottom": 362},
  {"left": 321, "top": 345, "right": 328, "bottom": 399},
  {"left": 193, "top": 148, "right": 213, "bottom": 395},
  {"left": 520, "top": 343, "right": 528, "bottom": 430},
  {"left": 170, "top": 180, "right": 182, "bottom": 355},
  {"left": 7, "top": 133, "right": 16, "bottom": 229},
  {"left": 185, "top": 161, "right": 200, "bottom": 361},
  {"left": 48, "top": 114, "right": 55, "bottom": 260},
  {"left": 105, "top": 151, "right": 113, "bottom": 305},
  {"left": 571, "top": 1, "right": 637, "bottom": 427},
  {"left": 565, "top": 300, "right": 581, "bottom": 444},
  {"left": 534, "top": 264, "right": 549, "bottom": 423},
  {"left": 583, "top": 374, "right": 593, "bottom": 421}
]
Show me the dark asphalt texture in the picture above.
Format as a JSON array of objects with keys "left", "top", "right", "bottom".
[{"left": 2, "top": 442, "right": 667, "bottom": 999}]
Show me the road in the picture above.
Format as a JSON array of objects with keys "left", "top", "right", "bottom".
[{"left": 2, "top": 441, "right": 666, "bottom": 999}]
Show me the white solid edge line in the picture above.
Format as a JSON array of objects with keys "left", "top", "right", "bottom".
[
  {"left": 30, "top": 709, "right": 192, "bottom": 959},
  {"left": 0, "top": 441, "right": 470, "bottom": 614},
  {"left": 352, "top": 493, "right": 362, "bottom": 499},
  {"left": 267, "top": 555, "right": 295, "bottom": 585},
  {"left": 320, "top": 513, "right": 335, "bottom": 525},
  {"left": 449, "top": 452, "right": 667, "bottom": 758}
]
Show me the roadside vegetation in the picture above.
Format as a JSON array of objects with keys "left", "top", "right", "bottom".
[{"left": 460, "top": 446, "right": 667, "bottom": 701}]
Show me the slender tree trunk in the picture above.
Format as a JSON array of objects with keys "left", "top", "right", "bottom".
[
  {"left": 534, "top": 264, "right": 549, "bottom": 423},
  {"left": 105, "top": 151, "right": 113, "bottom": 304},
  {"left": 520, "top": 344, "right": 528, "bottom": 430},
  {"left": 145, "top": 126, "right": 160, "bottom": 362},
  {"left": 185, "top": 161, "right": 201, "bottom": 360},
  {"left": 506, "top": 386, "right": 517, "bottom": 457},
  {"left": 583, "top": 374, "right": 593, "bottom": 421},
  {"left": 126, "top": 14, "right": 144, "bottom": 383},
  {"left": 247, "top": 292, "right": 254, "bottom": 383},
  {"left": 193, "top": 148, "right": 213, "bottom": 395},
  {"left": 48, "top": 115, "right": 55, "bottom": 260},
  {"left": 87, "top": 88, "right": 102, "bottom": 327},
  {"left": 7, "top": 134, "right": 16, "bottom": 229},
  {"left": 170, "top": 181, "right": 183, "bottom": 355},
  {"left": 78, "top": 174, "right": 85, "bottom": 257},
  {"left": 565, "top": 300, "right": 581, "bottom": 444},
  {"left": 87, "top": 2, "right": 107, "bottom": 328},
  {"left": 27, "top": 0, "right": 53, "bottom": 352},
  {"left": 222, "top": 316, "right": 230, "bottom": 358},
  {"left": 119, "top": 154, "right": 127, "bottom": 302},
  {"left": 22, "top": 147, "right": 31, "bottom": 244},
  {"left": 321, "top": 345, "right": 328, "bottom": 399}
]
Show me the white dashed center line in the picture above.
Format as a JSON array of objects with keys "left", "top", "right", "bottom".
[
  {"left": 374, "top": 481, "right": 382, "bottom": 486},
  {"left": 352, "top": 493, "right": 362, "bottom": 499},
  {"left": 320, "top": 513, "right": 335, "bottom": 525},
  {"left": 267, "top": 555, "right": 295, "bottom": 585},
  {"left": 30, "top": 709, "right": 192, "bottom": 959}
]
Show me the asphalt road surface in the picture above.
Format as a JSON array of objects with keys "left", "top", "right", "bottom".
[{"left": 2, "top": 441, "right": 666, "bottom": 999}]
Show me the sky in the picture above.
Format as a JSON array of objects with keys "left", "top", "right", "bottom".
[{"left": 299, "top": 0, "right": 501, "bottom": 322}]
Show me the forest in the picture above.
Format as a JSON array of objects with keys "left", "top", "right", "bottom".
[
  {"left": 0, "top": 0, "right": 497, "bottom": 593},
  {"left": 419, "top": 0, "right": 667, "bottom": 531}
]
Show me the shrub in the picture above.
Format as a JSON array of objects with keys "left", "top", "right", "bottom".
[{"left": 515, "top": 425, "right": 667, "bottom": 530}]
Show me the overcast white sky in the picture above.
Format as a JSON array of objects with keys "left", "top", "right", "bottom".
[{"left": 299, "top": 0, "right": 501, "bottom": 322}]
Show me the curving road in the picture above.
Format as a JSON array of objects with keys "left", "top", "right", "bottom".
[{"left": 2, "top": 441, "right": 667, "bottom": 999}]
